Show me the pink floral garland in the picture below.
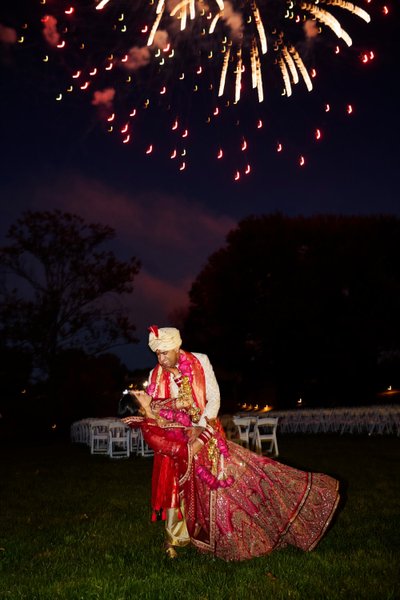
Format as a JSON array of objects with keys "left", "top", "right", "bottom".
[
  {"left": 178, "top": 353, "right": 193, "bottom": 383},
  {"left": 159, "top": 408, "right": 192, "bottom": 427},
  {"left": 147, "top": 382, "right": 156, "bottom": 396},
  {"left": 196, "top": 464, "right": 235, "bottom": 489},
  {"left": 217, "top": 436, "right": 229, "bottom": 457}
]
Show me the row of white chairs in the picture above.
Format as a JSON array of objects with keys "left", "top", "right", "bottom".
[
  {"left": 268, "top": 405, "right": 400, "bottom": 436},
  {"left": 232, "top": 415, "right": 279, "bottom": 456},
  {"left": 71, "top": 418, "right": 153, "bottom": 459}
]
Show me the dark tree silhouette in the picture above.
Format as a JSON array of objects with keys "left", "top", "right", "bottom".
[
  {"left": 182, "top": 214, "right": 400, "bottom": 409},
  {"left": 0, "top": 210, "right": 141, "bottom": 378}
]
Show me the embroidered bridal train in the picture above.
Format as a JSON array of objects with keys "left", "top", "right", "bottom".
[{"left": 125, "top": 413, "right": 340, "bottom": 562}]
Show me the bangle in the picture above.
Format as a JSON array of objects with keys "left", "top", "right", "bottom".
[{"left": 198, "top": 426, "right": 214, "bottom": 445}]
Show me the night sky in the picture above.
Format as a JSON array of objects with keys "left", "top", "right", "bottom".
[{"left": 1, "top": 0, "right": 399, "bottom": 369}]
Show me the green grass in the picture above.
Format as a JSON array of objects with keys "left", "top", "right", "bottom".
[{"left": 0, "top": 435, "right": 399, "bottom": 600}]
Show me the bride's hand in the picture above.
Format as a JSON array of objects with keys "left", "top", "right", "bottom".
[
  {"left": 186, "top": 426, "right": 204, "bottom": 441},
  {"left": 189, "top": 423, "right": 215, "bottom": 456},
  {"left": 189, "top": 438, "right": 204, "bottom": 456}
]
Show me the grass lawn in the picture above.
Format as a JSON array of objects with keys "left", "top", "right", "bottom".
[{"left": 0, "top": 434, "right": 399, "bottom": 600}]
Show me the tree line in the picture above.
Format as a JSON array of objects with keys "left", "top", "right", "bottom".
[
  {"left": 0, "top": 210, "right": 140, "bottom": 436},
  {"left": 1, "top": 210, "right": 400, "bottom": 436},
  {"left": 180, "top": 214, "right": 400, "bottom": 410}
]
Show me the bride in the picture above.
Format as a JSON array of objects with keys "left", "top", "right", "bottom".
[{"left": 124, "top": 391, "right": 340, "bottom": 562}]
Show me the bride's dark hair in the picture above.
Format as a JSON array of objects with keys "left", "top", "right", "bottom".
[{"left": 129, "top": 390, "right": 147, "bottom": 416}]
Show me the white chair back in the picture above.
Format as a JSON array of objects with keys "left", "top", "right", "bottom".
[
  {"left": 253, "top": 417, "right": 279, "bottom": 456},
  {"left": 232, "top": 416, "right": 253, "bottom": 448},
  {"left": 130, "top": 428, "right": 140, "bottom": 454},
  {"left": 108, "top": 421, "right": 131, "bottom": 459},
  {"left": 90, "top": 420, "right": 110, "bottom": 455}
]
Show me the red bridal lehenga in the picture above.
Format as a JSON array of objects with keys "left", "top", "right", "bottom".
[{"left": 127, "top": 418, "right": 340, "bottom": 562}]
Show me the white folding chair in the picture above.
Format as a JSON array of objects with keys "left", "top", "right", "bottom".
[
  {"left": 136, "top": 429, "right": 154, "bottom": 457},
  {"left": 107, "top": 421, "right": 131, "bottom": 459},
  {"left": 232, "top": 416, "right": 253, "bottom": 448},
  {"left": 130, "top": 428, "right": 140, "bottom": 453},
  {"left": 253, "top": 417, "right": 279, "bottom": 456},
  {"left": 90, "top": 420, "right": 110, "bottom": 455}
]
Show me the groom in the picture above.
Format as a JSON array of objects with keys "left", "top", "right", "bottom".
[{"left": 146, "top": 325, "right": 221, "bottom": 558}]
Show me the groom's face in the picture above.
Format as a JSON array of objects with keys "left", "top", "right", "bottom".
[{"left": 156, "top": 348, "right": 179, "bottom": 369}]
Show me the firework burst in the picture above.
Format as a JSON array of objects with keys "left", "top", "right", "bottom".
[{"left": 0, "top": 0, "right": 391, "bottom": 179}]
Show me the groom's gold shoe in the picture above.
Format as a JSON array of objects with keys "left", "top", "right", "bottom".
[{"left": 165, "top": 544, "right": 178, "bottom": 559}]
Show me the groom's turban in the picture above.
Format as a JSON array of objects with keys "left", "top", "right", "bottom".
[{"left": 148, "top": 325, "right": 182, "bottom": 352}]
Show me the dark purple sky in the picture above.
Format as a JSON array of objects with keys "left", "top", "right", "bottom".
[{"left": 1, "top": 1, "right": 399, "bottom": 368}]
